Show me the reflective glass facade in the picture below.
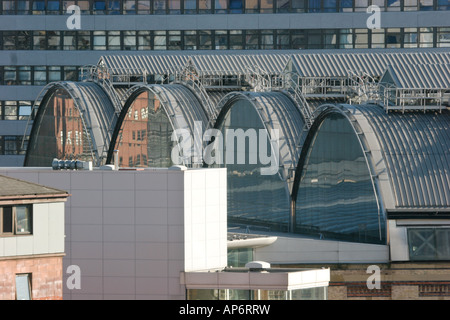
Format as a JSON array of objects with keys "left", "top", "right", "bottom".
[
  {"left": 215, "top": 99, "right": 290, "bottom": 232},
  {"left": 295, "top": 113, "right": 386, "bottom": 244},
  {"left": 114, "top": 90, "right": 173, "bottom": 168},
  {"left": 26, "top": 88, "right": 93, "bottom": 166}
]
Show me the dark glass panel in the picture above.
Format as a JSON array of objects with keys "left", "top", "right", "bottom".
[
  {"left": 215, "top": 99, "right": 290, "bottom": 232},
  {"left": 296, "top": 113, "right": 385, "bottom": 244}
]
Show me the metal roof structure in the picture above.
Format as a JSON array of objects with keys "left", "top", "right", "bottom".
[
  {"left": 214, "top": 91, "right": 305, "bottom": 192},
  {"left": 24, "top": 81, "right": 118, "bottom": 167},
  {"left": 106, "top": 83, "right": 209, "bottom": 167},
  {"left": 287, "top": 52, "right": 450, "bottom": 78},
  {"left": 381, "top": 63, "right": 450, "bottom": 89},
  {"left": 302, "top": 104, "right": 450, "bottom": 216},
  {"left": 98, "top": 54, "right": 189, "bottom": 75}
]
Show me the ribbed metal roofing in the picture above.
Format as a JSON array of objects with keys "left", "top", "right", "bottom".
[
  {"left": 382, "top": 63, "right": 450, "bottom": 89},
  {"left": 345, "top": 104, "right": 450, "bottom": 210},
  {"left": 187, "top": 54, "right": 290, "bottom": 76},
  {"left": 99, "top": 55, "right": 189, "bottom": 75},
  {"left": 289, "top": 52, "right": 450, "bottom": 78}
]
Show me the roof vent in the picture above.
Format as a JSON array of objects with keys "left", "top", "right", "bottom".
[{"left": 245, "top": 261, "right": 271, "bottom": 271}]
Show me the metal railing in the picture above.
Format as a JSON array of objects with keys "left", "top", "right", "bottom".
[{"left": 282, "top": 72, "right": 314, "bottom": 129}]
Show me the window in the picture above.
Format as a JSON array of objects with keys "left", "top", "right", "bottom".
[
  {"left": 184, "top": 30, "right": 197, "bottom": 49},
  {"left": 137, "top": 31, "right": 152, "bottom": 50},
  {"left": 168, "top": 0, "right": 181, "bottom": 13},
  {"left": 419, "top": 27, "right": 434, "bottom": 47},
  {"left": 386, "top": 28, "right": 402, "bottom": 48},
  {"left": 199, "top": 0, "right": 212, "bottom": 12},
  {"left": 437, "top": 27, "right": 450, "bottom": 47},
  {"left": 184, "top": 0, "right": 197, "bottom": 13},
  {"left": 404, "top": 28, "right": 418, "bottom": 48},
  {"left": 1, "top": 206, "right": 13, "bottom": 234},
  {"left": 229, "top": 30, "right": 243, "bottom": 49},
  {"left": 260, "top": 0, "right": 273, "bottom": 12},
  {"left": 245, "top": 0, "right": 259, "bottom": 12},
  {"left": 0, "top": 205, "right": 32, "bottom": 236},
  {"left": 108, "top": 31, "right": 121, "bottom": 50},
  {"left": 16, "top": 274, "right": 32, "bottom": 300},
  {"left": 215, "top": 0, "right": 228, "bottom": 12},
  {"left": 408, "top": 228, "right": 450, "bottom": 261}
]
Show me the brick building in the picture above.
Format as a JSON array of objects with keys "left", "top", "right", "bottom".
[{"left": 0, "top": 174, "right": 69, "bottom": 300}]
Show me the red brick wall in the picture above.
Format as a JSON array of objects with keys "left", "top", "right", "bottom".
[{"left": 0, "top": 255, "right": 63, "bottom": 300}]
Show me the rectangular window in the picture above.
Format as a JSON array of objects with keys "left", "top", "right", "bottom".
[
  {"left": 230, "top": 0, "right": 244, "bottom": 12},
  {"left": 292, "top": 30, "right": 306, "bottom": 49},
  {"left": 4, "top": 67, "right": 17, "bottom": 85},
  {"left": 32, "top": 0, "right": 46, "bottom": 14},
  {"left": 17, "top": 31, "right": 32, "bottom": 50},
  {"left": 64, "top": 66, "right": 78, "bottom": 81},
  {"left": 245, "top": 0, "right": 259, "bottom": 12},
  {"left": 371, "top": 29, "right": 385, "bottom": 48},
  {"left": 292, "top": 0, "right": 306, "bottom": 12},
  {"left": 1, "top": 206, "right": 13, "bottom": 234},
  {"left": 168, "top": 31, "right": 182, "bottom": 50},
  {"left": 108, "top": 0, "right": 121, "bottom": 14},
  {"left": 137, "top": 31, "right": 151, "bottom": 50},
  {"left": 123, "top": 0, "right": 137, "bottom": 14},
  {"left": 339, "top": 0, "right": 353, "bottom": 12},
  {"left": 184, "top": 31, "right": 197, "bottom": 50},
  {"left": 229, "top": 30, "right": 243, "bottom": 50},
  {"left": 48, "top": 66, "right": 62, "bottom": 82},
  {"left": 63, "top": 31, "right": 77, "bottom": 50},
  {"left": 124, "top": 31, "right": 137, "bottom": 50},
  {"left": 18, "top": 102, "right": 32, "bottom": 120},
  {"left": 93, "top": 0, "right": 107, "bottom": 14},
  {"left": 47, "top": 0, "right": 61, "bottom": 14},
  {"left": 408, "top": 228, "right": 450, "bottom": 261},
  {"left": 386, "top": 28, "right": 402, "bottom": 48},
  {"left": 108, "top": 31, "right": 121, "bottom": 50},
  {"left": 15, "top": 274, "right": 32, "bottom": 300},
  {"left": 137, "top": 0, "right": 151, "bottom": 13},
  {"left": 245, "top": 30, "right": 259, "bottom": 49},
  {"left": 154, "top": 0, "right": 166, "bottom": 13},
  {"left": 33, "top": 31, "right": 46, "bottom": 50},
  {"left": 277, "top": 0, "right": 290, "bottom": 12},
  {"left": 260, "top": 0, "right": 273, "bottom": 12},
  {"left": 404, "top": 28, "right": 418, "bottom": 48},
  {"left": 404, "top": 0, "right": 418, "bottom": 10},
  {"left": 18, "top": 67, "right": 32, "bottom": 85},
  {"left": 276, "top": 30, "right": 291, "bottom": 49},
  {"left": 93, "top": 31, "right": 107, "bottom": 50},
  {"left": 261, "top": 30, "right": 274, "bottom": 49},
  {"left": 154, "top": 31, "right": 167, "bottom": 50},
  {"left": 15, "top": 205, "right": 32, "bottom": 234},
  {"left": 199, "top": 0, "right": 212, "bottom": 12},
  {"left": 184, "top": 0, "right": 197, "bottom": 13},
  {"left": 437, "top": 27, "right": 450, "bottom": 47},
  {"left": 215, "top": 0, "right": 228, "bottom": 12},
  {"left": 419, "top": 27, "right": 434, "bottom": 47},
  {"left": 4, "top": 101, "right": 18, "bottom": 120},
  {"left": 199, "top": 30, "right": 212, "bottom": 49},
  {"left": 78, "top": 31, "right": 91, "bottom": 50},
  {"left": 2, "top": 1, "right": 16, "bottom": 14},
  {"left": 419, "top": 0, "right": 433, "bottom": 10},
  {"left": 2, "top": 32, "right": 16, "bottom": 50},
  {"left": 47, "top": 31, "right": 61, "bottom": 50},
  {"left": 168, "top": 0, "right": 181, "bottom": 13}
]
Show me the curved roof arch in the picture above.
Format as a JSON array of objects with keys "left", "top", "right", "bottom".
[
  {"left": 293, "top": 103, "right": 450, "bottom": 219},
  {"left": 24, "top": 81, "right": 118, "bottom": 167},
  {"left": 106, "top": 83, "right": 209, "bottom": 167},
  {"left": 213, "top": 90, "right": 305, "bottom": 192}
]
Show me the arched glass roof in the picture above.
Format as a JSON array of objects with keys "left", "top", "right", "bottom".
[
  {"left": 106, "top": 83, "right": 208, "bottom": 167},
  {"left": 24, "top": 81, "right": 117, "bottom": 167}
]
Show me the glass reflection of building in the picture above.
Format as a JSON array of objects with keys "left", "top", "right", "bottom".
[
  {"left": 214, "top": 98, "right": 291, "bottom": 233},
  {"left": 25, "top": 88, "right": 91, "bottom": 166},
  {"left": 295, "top": 112, "right": 385, "bottom": 244},
  {"left": 114, "top": 91, "right": 173, "bottom": 168}
]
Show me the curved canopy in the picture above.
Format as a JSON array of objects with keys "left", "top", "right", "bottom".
[
  {"left": 107, "top": 83, "right": 208, "bottom": 167},
  {"left": 25, "top": 81, "right": 117, "bottom": 167}
]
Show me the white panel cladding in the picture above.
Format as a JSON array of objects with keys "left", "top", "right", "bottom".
[
  {"left": 254, "top": 235, "right": 389, "bottom": 264},
  {"left": 0, "top": 201, "right": 65, "bottom": 258},
  {"left": 0, "top": 167, "right": 227, "bottom": 300}
]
